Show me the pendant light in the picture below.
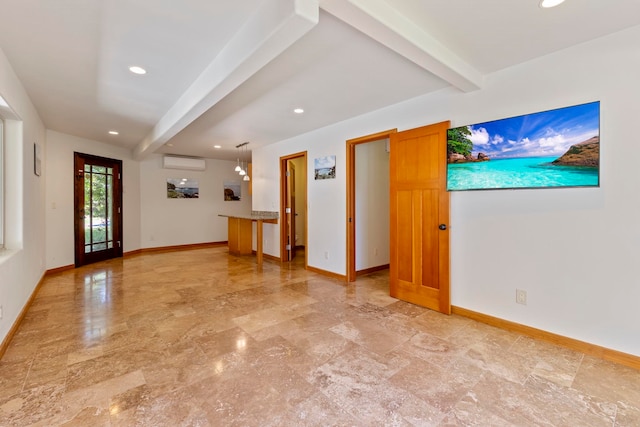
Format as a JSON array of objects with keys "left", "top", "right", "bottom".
[
  {"left": 234, "top": 142, "right": 249, "bottom": 172},
  {"left": 234, "top": 141, "right": 250, "bottom": 180}
]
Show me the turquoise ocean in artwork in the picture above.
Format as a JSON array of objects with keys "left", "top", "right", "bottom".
[{"left": 447, "top": 156, "right": 599, "bottom": 191}]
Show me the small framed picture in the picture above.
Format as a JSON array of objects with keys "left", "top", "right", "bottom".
[
  {"left": 34, "top": 143, "right": 42, "bottom": 176},
  {"left": 223, "top": 181, "right": 241, "bottom": 201},
  {"left": 314, "top": 155, "right": 336, "bottom": 180}
]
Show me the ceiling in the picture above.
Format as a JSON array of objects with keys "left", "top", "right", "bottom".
[{"left": 1, "top": 0, "right": 639, "bottom": 162}]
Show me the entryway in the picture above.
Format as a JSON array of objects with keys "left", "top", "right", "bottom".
[
  {"left": 346, "top": 122, "right": 451, "bottom": 314},
  {"left": 346, "top": 129, "right": 396, "bottom": 282},
  {"left": 73, "top": 152, "right": 123, "bottom": 267},
  {"left": 280, "top": 151, "right": 307, "bottom": 266}
]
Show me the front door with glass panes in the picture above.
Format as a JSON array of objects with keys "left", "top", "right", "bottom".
[{"left": 74, "top": 152, "right": 123, "bottom": 267}]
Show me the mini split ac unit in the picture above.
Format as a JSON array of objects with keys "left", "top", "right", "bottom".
[{"left": 163, "top": 155, "right": 206, "bottom": 171}]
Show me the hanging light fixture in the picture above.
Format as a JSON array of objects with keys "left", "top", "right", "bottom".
[
  {"left": 233, "top": 142, "right": 251, "bottom": 180},
  {"left": 235, "top": 142, "right": 248, "bottom": 172}
]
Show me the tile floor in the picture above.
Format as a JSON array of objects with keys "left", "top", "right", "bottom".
[{"left": 1, "top": 247, "right": 639, "bottom": 426}]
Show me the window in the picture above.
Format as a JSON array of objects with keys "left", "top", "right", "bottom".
[
  {"left": 0, "top": 95, "right": 22, "bottom": 253},
  {"left": 0, "top": 95, "right": 23, "bottom": 254}
]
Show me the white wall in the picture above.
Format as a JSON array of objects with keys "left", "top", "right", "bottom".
[
  {"left": 355, "top": 139, "right": 390, "bottom": 270},
  {"left": 253, "top": 133, "right": 347, "bottom": 266},
  {"left": 139, "top": 155, "right": 252, "bottom": 248},
  {"left": 252, "top": 25, "right": 640, "bottom": 357},
  {"left": 45, "top": 131, "right": 142, "bottom": 269},
  {"left": 0, "top": 48, "right": 46, "bottom": 345}
]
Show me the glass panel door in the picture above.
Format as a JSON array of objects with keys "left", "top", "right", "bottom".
[
  {"left": 84, "top": 164, "right": 115, "bottom": 253},
  {"left": 74, "top": 153, "right": 122, "bottom": 266}
]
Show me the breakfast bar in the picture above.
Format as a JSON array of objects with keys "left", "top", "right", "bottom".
[{"left": 218, "top": 211, "right": 278, "bottom": 265}]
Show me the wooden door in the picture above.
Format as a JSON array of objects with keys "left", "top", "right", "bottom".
[
  {"left": 389, "top": 121, "right": 451, "bottom": 314},
  {"left": 286, "top": 161, "right": 297, "bottom": 261},
  {"left": 74, "top": 153, "right": 123, "bottom": 267}
]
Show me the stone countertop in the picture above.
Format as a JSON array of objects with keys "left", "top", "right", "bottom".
[{"left": 218, "top": 210, "right": 279, "bottom": 222}]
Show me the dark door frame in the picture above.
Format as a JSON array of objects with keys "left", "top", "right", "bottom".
[{"left": 73, "top": 152, "right": 123, "bottom": 267}]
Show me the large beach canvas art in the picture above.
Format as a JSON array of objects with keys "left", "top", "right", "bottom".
[{"left": 447, "top": 101, "right": 600, "bottom": 191}]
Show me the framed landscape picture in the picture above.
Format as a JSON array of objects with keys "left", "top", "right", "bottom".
[
  {"left": 223, "top": 180, "right": 241, "bottom": 201},
  {"left": 314, "top": 155, "right": 336, "bottom": 180},
  {"left": 167, "top": 178, "right": 199, "bottom": 198},
  {"left": 34, "top": 143, "right": 42, "bottom": 176},
  {"left": 447, "top": 101, "right": 600, "bottom": 191}
]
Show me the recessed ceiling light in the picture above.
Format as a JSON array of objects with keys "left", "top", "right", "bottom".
[
  {"left": 214, "top": 145, "right": 222, "bottom": 149},
  {"left": 293, "top": 108, "right": 304, "bottom": 114},
  {"left": 108, "top": 130, "right": 119, "bottom": 135},
  {"left": 540, "top": 0, "right": 565, "bottom": 8},
  {"left": 129, "top": 66, "right": 147, "bottom": 75}
]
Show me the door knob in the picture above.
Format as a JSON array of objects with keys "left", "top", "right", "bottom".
[{"left": 438, "top": 224, "right": 447, "bottom": 230}]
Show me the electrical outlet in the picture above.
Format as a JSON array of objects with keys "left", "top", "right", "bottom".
[
  {"left": 324, "top": 251, "right": 329, "bottom": 260},
  {"left": 516, "top": 289, "right": 527, "bottom": 305},
  {"left": 374, "top": 248, "right": 379, "bottom": 256},
  {"left": 0, "top": 305, "right": 3, "bottom": 320}
]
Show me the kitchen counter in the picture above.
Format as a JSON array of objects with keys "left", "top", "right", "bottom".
[
  {"left": 218, "top": 211, "right": 278, "bottom": 264},
  {"left": 218, "top": 210, "right": 279, "bottom": 222}
]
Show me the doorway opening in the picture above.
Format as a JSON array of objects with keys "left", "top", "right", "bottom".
[
  {"left": 74, "top": 152, "right": 123, "bottom": 267},
  {"left": 280, "top": 151, "right": 307, "bottom": 266},
  {"left": 346, "top": 129, "right": 397, "bottom": 282}
]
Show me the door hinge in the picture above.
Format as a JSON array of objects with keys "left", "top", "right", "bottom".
[
  {"left": 285, "top": 207, "right": 291, "bottom": 214},
  {"left": 118, "top": 173, "right": 121, "bottom": 179},
  {"left": 118, "top": 207, "right": 121, "bottom": 214},
  {"left": 286, "top": 244, "right": 291, "bottom": 250},
  {"left": 286, "top": 171, "right": 290, "bottom": 177},
  {"left": 117, "top": 241, "right": 121, "bottom": 247}
]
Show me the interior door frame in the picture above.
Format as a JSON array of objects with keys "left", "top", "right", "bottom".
[
  {"left": 73, "top": 152, "right": 123, "bottom": 267},
  {"left": 279, "top": 151, "right": 307, "bottom": 265},
  {"left": 345, "top": 129, "right": 397, "bottom": 282}
]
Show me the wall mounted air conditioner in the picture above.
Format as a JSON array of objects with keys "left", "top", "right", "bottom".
[{"left": 163, "top": 155, "right": 206, "bottom": 171}]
